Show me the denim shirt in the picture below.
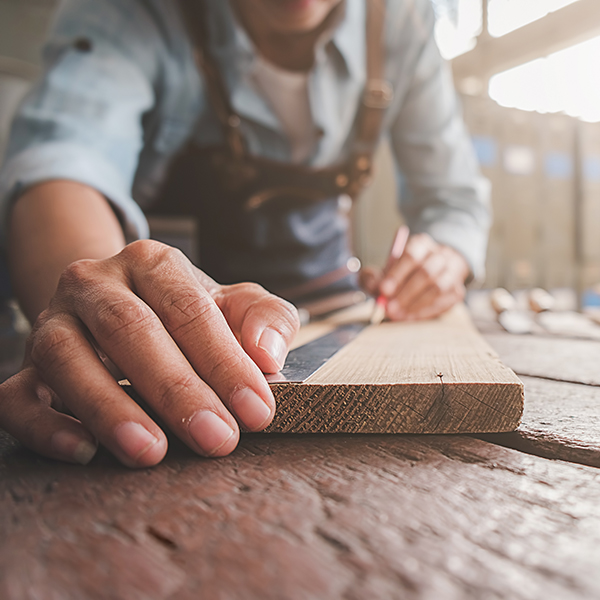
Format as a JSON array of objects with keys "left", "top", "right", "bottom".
[{"left": 0, "top": 0, "right": 490, "bottom": 279}]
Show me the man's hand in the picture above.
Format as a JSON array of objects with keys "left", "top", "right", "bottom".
[
  {"left": 0, "top": 240, "right": 299, "bottom": 468},
  {"left": 360, "top": 233, "right": 470, "bottom": 321}
]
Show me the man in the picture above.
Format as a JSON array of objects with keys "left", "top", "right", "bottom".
[{"left": 0, "top": 0, "right": 489, "bottom": 468}]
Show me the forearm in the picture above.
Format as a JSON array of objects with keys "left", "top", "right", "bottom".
[{"left": 8, "top": 180, "right": 127, "bottom": 322}]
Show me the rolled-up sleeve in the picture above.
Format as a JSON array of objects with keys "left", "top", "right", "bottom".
[
  {"left": 388, "top": 0, "right": 491, "bottom": 281},
  {"left": 0, "top": 0, "right": 163, "bottom": 243}
]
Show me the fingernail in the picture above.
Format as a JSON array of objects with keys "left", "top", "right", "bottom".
[
  {"left": 380, "top": 280, "right": 395, "bottom": 296},
  {"left": 230, "top": 387, "right": 272, "bottom": 431},
  {"left": 189, "top": 411, "right": 235, "bottom": 456},
  {"left": 114, "top": 422, "right": 159, "bottom": 461},
  {"left": 51, "top": 430, "right": 97, "bottom": 465},
  {"left": 258, "top": 328, "right": 287, "bottom": 370}
]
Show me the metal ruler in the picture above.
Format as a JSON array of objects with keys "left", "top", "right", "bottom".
[{"left": 265, "top": 323, "right": 366, "bottom": 384}]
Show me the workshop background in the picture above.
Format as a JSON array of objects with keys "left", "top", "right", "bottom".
[{"left": 1, "top": 0, "right": 599, "bottom": 306}]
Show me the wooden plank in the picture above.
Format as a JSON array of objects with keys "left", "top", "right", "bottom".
[
  {"left": 481, "top": 376, "right": 600, "bottom": 468},
  {"left": 484, "top": 331, "right": 600, "bottom": 386},
  {"left": 268, "top": 305, "right": 523, "bottom": 434},
  {"left": 2, "top": 432, "right": 600, "bottom": 599}
]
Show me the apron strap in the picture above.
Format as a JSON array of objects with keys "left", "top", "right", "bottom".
[
  {"left": 347, "top": 0, "right": 393, "bottom": 195},
  {"left": 177, "top": 0, "right": 245, "bottom": 158},
  {"left": 177, "top": 0, "right": 392, "bottom": 195}
]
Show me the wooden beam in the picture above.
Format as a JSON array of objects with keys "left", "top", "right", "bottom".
[
  {"left": 452, "top": 0, "right": 600, "bottom": 82},
  {"left": 3, "top": 432, "right": 600, "bottom": 598},
  {"left": 480, "top": 376, "right": 600, "bottom": 469},
  {"left": 267, "top": 304, "right": 523, "bottom": 434}
]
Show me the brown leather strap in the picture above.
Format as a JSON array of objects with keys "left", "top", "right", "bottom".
[
  {"left": 177, "top": 0, "right": 392, "bottom": 200},
  {"left": 346, "top": 0, "right": 393, "bottom": 195},
  {"left": 177, "top": 0, "right": 245, "bottom": 158},
  {"left": 361, "top": 0, "right": 391, "bottom": 149}
]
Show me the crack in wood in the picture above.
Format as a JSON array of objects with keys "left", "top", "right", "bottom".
[
  {"left": 513, "top": 371, "right": 600, "bottom": 388},
  {"left": 314, "top": 527, "right": 352, "bottom": 553},
  {"left": 146, "top": 525, "right": 178, "bottom": 551}
]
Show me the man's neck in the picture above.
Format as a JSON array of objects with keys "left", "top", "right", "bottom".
[{"left": 232, "top": 1, "right": 344, "bottom": 72}]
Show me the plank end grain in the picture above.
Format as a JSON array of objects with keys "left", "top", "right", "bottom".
[{"left": 267, "top": 305, "right": 524, "bottom": 434}]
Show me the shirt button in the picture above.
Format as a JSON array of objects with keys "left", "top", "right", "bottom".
[
  {"left": 347, "top": 257, "right": 362, "bottom": 273},
  {"left": 73, "top": 37, "right": 93, "bottom": 53}
]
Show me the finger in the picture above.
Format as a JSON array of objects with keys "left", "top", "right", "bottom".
[
  {"left": 0, "top": 368, "right": 98, "bottom": 465},
  {"left": 379, "top": 234, "right": 437, "bottom": 298},
  {"left": 387, "top": 251, "right": 447, "bottom": 319},
  {"left": 358, "top": 267, "right": 382, "bottom": 297},
  {"left": 78, "top": 242, "right": 275, "bottom": 439},
  {"left": 403, "top": 285, "right": 465, "bottom": 321},
  {"left": 28, "top": 315, "right": 169, "bottom": 468},
  {"left": 406, "top": 262, "right": 467, "bottom": 315},
  {"left": 214, "top": 282, "right": 300, "bottom": 374}
]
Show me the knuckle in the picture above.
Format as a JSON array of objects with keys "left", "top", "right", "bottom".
[
  {"left": 155, "top": 372, "right": 199, "bottom": 413},
  {"left": 160, "top": 288, "right": 217, "bottom": 334},
  {"left": 403, "top": 247, "right": 420, "bottom": 266},
  {"left": 204, "top": 351, "right": 247, "bottom": 389},
  {"left": 30, "top": 321, "right": 80, "bottom": 375},
  {"left": 421, "top": 261, "right": 437, "bottom": 280},
  {"left": 248, "top": 295, "right": 300, "bottom": 336},
  {"left": 58, "top": 259, "right": 99, "bottom": 293},
  {"left": 269, "top": 296, "right": 300, "bottom": 327},
  {"left": 431, "top": 280, "right": 443, "bottom": 294},
  {"left": 93, "top": 297, "right": 156, "bottom": 342},
  {"left": 227, "top": 282, "right": 300, "bottom": 334},
  {"left": 231, "top": 281, "right": 268, "bottom": 298},
  {"left": 418, "top": 232, "right": 436, "bottom": 247},
  {"left": 283, "top": 304, "right": 301, "bottom": 334},
  {"left": 122, "top": 239, "right": 185, "bottom": 269}
]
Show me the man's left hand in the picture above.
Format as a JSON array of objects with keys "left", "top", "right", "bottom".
[{"left": 360, "top": 233, "right": 470, "bottom": 321}]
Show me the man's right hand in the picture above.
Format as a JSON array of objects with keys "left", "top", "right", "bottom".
[{"left": 0, "top": 240, "right": 300, "bottom": 468}]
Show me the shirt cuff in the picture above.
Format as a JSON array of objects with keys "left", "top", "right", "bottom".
[{"left": 0, "top": 141, "right": 149, "bottom": 247}]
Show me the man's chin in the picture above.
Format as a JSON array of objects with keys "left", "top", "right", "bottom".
[{"left": 261, "top": 0, "right": 340, "bottom": 34}]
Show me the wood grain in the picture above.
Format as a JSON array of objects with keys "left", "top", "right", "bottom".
[
  {"left": 269, "top": 305, "right": 524, "bottom": 434},
  {"left": 2, "top": 432, "right": 600, "bottom": 600}
]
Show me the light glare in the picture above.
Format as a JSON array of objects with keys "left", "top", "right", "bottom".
[{"left": 489, "top": 35, "right": 600, "bottom": 123}]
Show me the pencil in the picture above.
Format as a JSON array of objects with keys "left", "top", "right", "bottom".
[{"left": 370, "top": 225, "right": 410, "bottom": 325}]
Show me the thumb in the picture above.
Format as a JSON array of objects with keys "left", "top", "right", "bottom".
[{"left": 213, "top": 282, "right": 300, "bottom": 374}]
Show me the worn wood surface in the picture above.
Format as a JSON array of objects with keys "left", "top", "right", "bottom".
[
  {"left": 2, "top": 431, "right": 600, "bottom": 600},
  {"left": 480, "top": 331, "right": 600, "bottom": 467},
  {"left": 269, "top": 305, "right": 524, "bottom": 434},
  {"left": 484, "top": 331, "right": 600, "bottom": 386},
  {"left": 481, "top": 376, "right": 600, "bottom": 468},
  {"left": 1, "top": 304, "right": 599, "bottom": 599}
]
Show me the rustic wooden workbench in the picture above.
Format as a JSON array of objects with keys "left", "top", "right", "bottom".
[{"left": 1, "top": 311, "right": 600, "bottom": 599}]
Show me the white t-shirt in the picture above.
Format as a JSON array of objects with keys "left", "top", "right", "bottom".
[{"left": 252, "top": 56, "right": 318, "bottom": 164}]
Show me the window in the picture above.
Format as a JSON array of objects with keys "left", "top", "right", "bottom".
[
  {"left": 489, "top": 35, "right": 600, "bottom": 122},
  {"left": 488, "top": 0, "right": 581, "bottom": 38}
]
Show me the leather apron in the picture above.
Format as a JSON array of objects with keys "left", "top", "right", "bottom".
[{"left": 149, "top": 0, "right": 392, "bottom": 305}]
